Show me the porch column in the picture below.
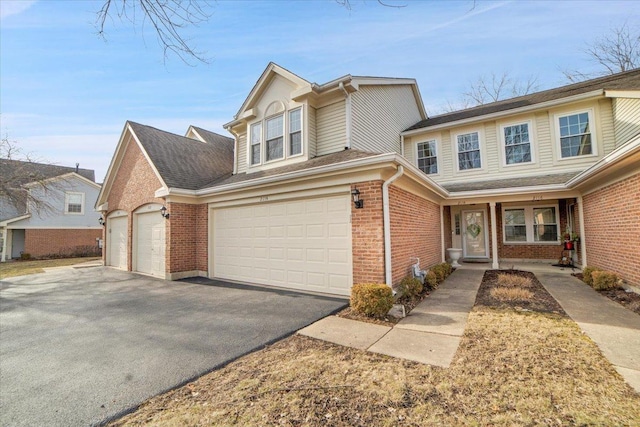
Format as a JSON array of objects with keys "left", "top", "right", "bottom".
[
  {"left": 489, "top": 202, "right": 499, "bottom": 269},
  {"left": 1, "top": 227, "right": 7, "bottom": 262},
  {"left": 577, "top": 195, "right": 587, "bottom": 267},
  {"left": 440, "top": 204, "right": 445, "bottom": 262}
]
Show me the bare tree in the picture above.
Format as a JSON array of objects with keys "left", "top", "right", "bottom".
[
  {"left": 564, "top": 22, "right": 640, "bottom": 82},
  {"left": 95, "top": 0, "right": 214, "bottom": 65}
]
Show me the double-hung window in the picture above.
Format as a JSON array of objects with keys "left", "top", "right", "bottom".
[
  {"left": 503, "top": 123, "right": 532, "bottom": 164},
  {"left": 503, "top": 205, "right": 559, "bottom": 243},
  {"left": 65, "top": 192, "right": 84, "bottom": 214},
  {"left": 265, "top": 114, "right": 284, "bottom": 162},
  {"left": 289, "top": 108, "right": 302, "bottom": 156},
  {"left": 417, "top": 140, "right": 438, "bottom": 174},
  {"left": 250, "top": 122, "right": 261, "bottom": 165},
  {"left": 457, "top": 132, "right": 481, "bottom": 170},
  {"left": 558, "top": 112, "right": 592, "bottom": 158}
]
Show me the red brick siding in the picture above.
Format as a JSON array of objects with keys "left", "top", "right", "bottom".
[
  {"left": 583, "top": 173, "right": 640, "bottom": 287},
  {"left": 166, "top": 203, "right": 208, "bottom": 273},
  {"left": 24, "top": 229, "right": 102, "bottom": 258},
  {"left": 195, "top": 205, "right": 208, "bottom": 272},
  {"left": 389, "top": 186, "right": 441, "bottom": 286},
  {"left": 351, "top": 181, "right": 385, "bottom": 284}
]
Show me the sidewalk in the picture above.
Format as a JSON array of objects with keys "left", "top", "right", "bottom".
[
  {"left": 537, "top": 272, "right": 640, "bottom": 393},
  {"left": 299, "top": 269, "right": 485, "bottom": 368}
]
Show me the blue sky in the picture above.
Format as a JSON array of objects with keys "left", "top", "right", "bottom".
[{"left": 1, "top": 0, "right": 637, "bottom": 181}]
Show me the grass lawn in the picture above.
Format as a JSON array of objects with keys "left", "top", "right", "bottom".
[
  {"left": 111, "top": 306, "right": 640, "bottom": 426},
  {"left": 0, "top": 257, "right": 101, "bottom": 279}
]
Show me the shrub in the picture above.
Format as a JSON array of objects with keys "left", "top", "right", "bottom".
[
  {"left": 398, "top": 276, "right": 423, "bottom": 299},
  {"left": 425, "top": 270, "right": 438, "bottom": 290},
  {"left": 491, "top": 287, "right": 534, "bottom": 302},
  {"left": 350, "top": 283, "right": 394, "bottom": 318},
  {"left": 582, "top": 266, "right": 602, "bottom": 287},
  {"left": 431, "top": 263, "right": 452, "bottom": 283},
  {"left": 19, "top": 253, "right": 32, "bottom": 261},
  {"left": 497, "top": 273, "right": 533, "bottom": 288},
  {"left": 591, "top": 271, "right": 621, "bottom": 291}
]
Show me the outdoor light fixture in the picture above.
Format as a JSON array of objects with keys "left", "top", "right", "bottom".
[
  {"left": 351, "top": 188, "right": 364, "bottom": 209},
  {"left": 98, "top": 216, "right": 105, "bottom": 226},
  {"left": 160, "top": 206, "right": 170, "bottom": 219}
]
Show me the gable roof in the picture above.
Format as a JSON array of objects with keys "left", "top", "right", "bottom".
[
  {"left": 128, "top": 122, "right": 234, "bottom": 191},
  {"left": 0, "top": 158, "right": 96, "bottom": 187},
  {"left": 406, "top": 68, "right": 640, "bottom": 132},
  {"left": 187, "top": 126, "right": 235, "bottom": 146}
]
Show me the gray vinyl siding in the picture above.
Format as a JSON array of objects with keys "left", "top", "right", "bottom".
[
  {"left": 236, "top": 133, "right": 247, "bottom": 174},
  {"left": 612, "top": 97, "right": 640, "bottom": 147},
  {"left": 440, "top": 131, "right": 453, "bottom": 180},
  {"left": 535, "top": 111, "right": 553, "bottom": 167},
  {"left": 484, "top": 121, "right": 499, "bottom": 169},
  {"left": 351, "top": 85, "right": 422, "bottom": 154},
  {"left": 316, "top": 100, "right": 346, "bottom": 156},
  {"left": 599, "top": 99, "right": 615, "bottom": 155},
  {"left": 308, "top": 105, "right": 317, "bottom": 158}
]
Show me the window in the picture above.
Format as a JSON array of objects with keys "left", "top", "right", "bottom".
[
  {"left": 417, "top": 140, "right": 438, "bottom": 174},
  {"left": 457, "top": 132, "right": 481, "bottom": 170},
  {"left": 503, "top": 123, "right": 531, "bottom": 164},
  {"left": 265, "top": 114, "right": 284, "bottom": 161},
  {"left": 558, "top": 112, "right": 592, "bottom": 158},
  {"left": 250, "top": 122, "right": 261, "bottom": 165},
  {"left": 502, "top": 205, "right": 559, "bottom": 243},
  {"left": 289, "top": 108, "right": 302, "bottom": 156},
  {"left": 65, "top": 192, "right": 84, "bottom": 214}
]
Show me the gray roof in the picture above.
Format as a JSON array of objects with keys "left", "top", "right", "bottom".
[
  {"left": 441, "top": 172, "right": 580, "bottom": 193},
  {"left": 0, "top": 158, "right": 96, "bottom": 186},
  {"left": 407, "top": 68, "right": 640, "bottom": 131},
  {"left": 204, "top": 149, "right": 379, "bottom": 189},
  {"left": 128, "top": 121, "right": 234, "bottom": 190}
]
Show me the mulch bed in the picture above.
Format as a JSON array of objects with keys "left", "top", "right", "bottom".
[
  {"left": 573, "top": 273, "right": 640, "bottom": 315},
  {"left": 475, "top": 270, "right": 567, "bottom": 316}
]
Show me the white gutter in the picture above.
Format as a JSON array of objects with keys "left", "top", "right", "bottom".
[
  {"left": 339, "top": 82, "right": 352, "bottom": 149},
  {"left": 383, "top": 165, "right": 404, "bottom": 287},
  {"left": 402, "top": 89, "right": 605, "bottom": 136}
]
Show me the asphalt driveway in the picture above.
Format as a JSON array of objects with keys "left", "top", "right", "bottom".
[{"left": 0, "top": 267, "right": 346, "bottom": 426}]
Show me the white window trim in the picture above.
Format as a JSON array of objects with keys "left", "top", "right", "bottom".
[
  {"left": 246, "top": 106, "right": 304, "bottom": 167},
  {"left": 553, "top": 108, "right": 598, "bottom": 160},
  {"left": 499, "top": 120, "right": 536, "bottom": 167},
  {"left": 502, "top": 203, "right": 560, "bottom": 244},
  {"left": 415, "top": 139, "right": 439, "bottom": 175},
  {"left": 453, "top": 130, "right": 484, "bottom": 172},
  {"left": 65, "top": 192, "right": 85, "bottom": 215}
]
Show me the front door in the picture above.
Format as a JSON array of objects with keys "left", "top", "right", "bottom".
[{"left": 462, "top": 210, "right": 488, "bottom": 258}]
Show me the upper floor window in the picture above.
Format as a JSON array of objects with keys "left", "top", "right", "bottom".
[
  {"left": 503, "top": 205, "right": 559, "bottom": 243},
  {"left": 558, "top": 111, "right": 592, "bottom": 158},
  {"left": 503, "top": 123, "right": 532, "bottom": 164},
  {"left": 249, "top": 107, "right": 303, "bottom": 166},
  {"left": 417, "top": 140, "right": 438, "bottom": 174},
  {"left": 65, "top": 192, "right": 84, "bottom": 214},
  {"left": 456, "top": 132, "right": 481, "bottom": 170}
]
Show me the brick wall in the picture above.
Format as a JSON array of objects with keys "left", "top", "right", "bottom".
[
  {"left": 351, "top": 181, "right": 385, "bottom": 284},
  {"left": 166, "top": 203, "right": 208, "bottom": 273},
  {"left": 389, "top": 186, "right": 441, "bottom": 285},
  {"left": 195, "top": 204, "right": 208, "bottom": 272},
  {"left": 24, "top": 229, "right": 102, "bottom": 258},
  {"left": 583, "top": 173, "right": 640, "bottom": 287}
]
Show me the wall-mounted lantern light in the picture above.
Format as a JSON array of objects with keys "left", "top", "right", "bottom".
[
  {"left": 160, "top": 205, "right": 170, "bottom": 219},
  {"left": 351, "top": 188, "right": 364, "bottom": 209},
  {"left": 98, "top": 216, "right": 105, "bottom": 226}
]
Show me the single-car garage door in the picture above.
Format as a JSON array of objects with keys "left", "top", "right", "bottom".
[
  {"left": 107, "top": 215, "right": 127, "bottom": 269},
  {"left": 213, "top": 195, "right": 352, "bottom": 296},
  {"left": 135, "top": 211, "right": 165, "bottom": 277}
]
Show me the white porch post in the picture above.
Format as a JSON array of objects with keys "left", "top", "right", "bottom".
[
  {"left": 0, "top": 227, "right": 7, "bottom": 262},
  {"left": 577, "top": 195, "right": 587, "bottom": 267},
  {"left": 440, "top": 204, "right": 445, "bottom": 262},
  {"left": 490, "top": 202, "right": 499, "bottom": 269}
]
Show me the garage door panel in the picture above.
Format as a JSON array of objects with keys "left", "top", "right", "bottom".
[
  {"left": 108, "top": 216, "right": 127, "bottom": 269},
  {"left": 213, "top": 195, "right": 352, "bottom": 296},
  {"left": 135, "top": 212, "right": 165, "bottom": 278}
]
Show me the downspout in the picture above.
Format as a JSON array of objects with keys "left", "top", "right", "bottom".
[
  {"left": 383, "top": 165, "right": 404, "bottom": 287},
  {"left": 400, "top": 134, "right": 405, "bottom": 157},
  {"left": 338, "top": 82, "right": 352, "bottom": 149},
  {"left": 227, "top": 128, "right": 239, "bottom": 175},
  {"left": 577, "top": 195, "right": 587, "bottom": 267}
]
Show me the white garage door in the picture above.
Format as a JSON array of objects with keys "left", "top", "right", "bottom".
[
  {"left": 107, "top": 216, "right": 127, "bottom": 269},
  {"left": 213, "top": 195, "right": 352, "bottom": 295},
  {"left": 135, "top": 212, "right": 166, "bottom": 277}
]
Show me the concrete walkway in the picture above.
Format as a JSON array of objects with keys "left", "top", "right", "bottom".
[
  {"left": 537, "top": 272, "right": 640, "bottom": 393},
  {"left": 299, "top": 269, "right": 484, "bottom": 367}
]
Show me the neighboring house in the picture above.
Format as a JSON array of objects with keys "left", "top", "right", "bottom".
[
  {"left": 96, "top": 63, "right": 640, "bottom": 295},
  {"left": 0, "top": 160, "right": 103, "bottom": 261}
]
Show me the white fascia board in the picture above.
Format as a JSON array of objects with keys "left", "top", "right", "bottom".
[
  {"left": 566, "top": 135, "right": 640, "bottom": 188},
  {"left": 96, "top": 202, "right": 108, "bottom": 212},
  {"left": 351, "top": 77, "right": 417, "bottom": 87},
  {"left": 0, "top": 214, "right": 31, "bottom": 227},
  {"left": 605, "top": 90, "right": 640, "bottom": 99},
  {"left": 402, "top": 89, "right": 605, "bottom": 136},
  {"left": 95, "top": 121, "right": 131, "bottom": 208},
  {"left": 23, "top": 172, "right": 100, "bottom": 190},
  {"left": 445, "top": 184, "right": 570, "bottom": 200}
]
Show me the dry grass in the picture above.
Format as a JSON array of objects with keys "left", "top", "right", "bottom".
[
  {"left": 491, "top": 286, "right": 534, "bottom": 302},
  {"left": 0, "top": 257, "right": 100, "bottom": 279},
  {"left": 497, "top": 273, "right": 533, "bottom": 288},
  {"left": 110, "top": 308, "right": 640, "bottom": 427}
]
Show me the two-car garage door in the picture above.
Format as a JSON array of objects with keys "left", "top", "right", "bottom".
[{"left": 212, "top": 195, "right": 352, "bottom": 296}]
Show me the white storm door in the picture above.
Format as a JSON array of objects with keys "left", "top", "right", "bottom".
[
  {"left": 462, "top": 210, "right": 489, "bottom": 258},
  {"left": 108, "top": 216, "right": 127, "bottom": 269},
  {"left": 212, "top": 195, "right": 352, "bottom": 296},
  {"left": 136, "top": 212, "right": 165, "bottom": 277}
]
